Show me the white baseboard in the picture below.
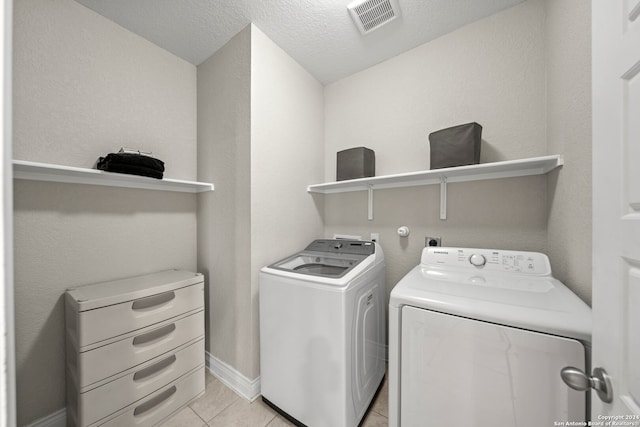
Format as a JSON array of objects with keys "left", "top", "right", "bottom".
[
  {"left": 205, "top": 351, "right": 261, "bottom": 402},
  {"left": 25, "top": 408, "right": 66, "bottom": 427}
]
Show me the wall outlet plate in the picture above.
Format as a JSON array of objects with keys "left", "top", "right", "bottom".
[{"left": 425, "top": 236, "right": 441, "bottom": 247}]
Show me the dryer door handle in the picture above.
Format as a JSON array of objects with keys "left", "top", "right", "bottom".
[{"left": 561, "top": 366, "right": 613, "bottom": 403}]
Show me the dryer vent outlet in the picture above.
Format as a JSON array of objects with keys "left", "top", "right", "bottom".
[
  {"left": 347, "top": 0, "right": 401, "bottom": 34},
  {"left": 426, "top": 237, "right": 441, "bottom": 247}
]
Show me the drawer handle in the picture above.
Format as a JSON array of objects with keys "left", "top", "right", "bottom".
[
  {"left": 132, "top": 323, "right": 176, "bottom": 346},
  {"left": 133, "top": 354, "right": 177, "bottom": 382},
  {"left": 131, "top": 291, "right": 176, "bottom": 310},
  {"left": 133, "top": 385, "right": 177, "bottom": 417}
]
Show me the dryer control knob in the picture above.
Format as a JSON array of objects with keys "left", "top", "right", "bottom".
[{"left": 469, "top": 254, "right": 486, "bottom": 267}]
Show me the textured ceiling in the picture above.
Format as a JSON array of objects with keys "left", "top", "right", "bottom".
[{"left": 74, "top": 0, "right": 524, "bottom": 84}]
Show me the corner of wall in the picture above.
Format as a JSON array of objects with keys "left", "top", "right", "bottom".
[
  {"left": 196, "top": 22, "right": 253, "bottom": 378},
  {"left": 543, "top": 0, "right": 592, "bottom": 305}
]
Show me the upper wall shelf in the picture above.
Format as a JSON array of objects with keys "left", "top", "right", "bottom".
[
  {"left": 13, "top": 160, "right": 215, "bottom": 193},
  {"left": 308, "top": 155, "right": 563, "bottom": 193},
  {"left": 307, "top": 155, "right": 563, "bottom": 220}
]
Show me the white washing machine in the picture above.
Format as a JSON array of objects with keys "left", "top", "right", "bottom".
[
  {"left": 389, "top": 247, "right": 592, "bottom": 427},
  {"left": 259, "top": 239, "right": 386, "bottom": 427}
]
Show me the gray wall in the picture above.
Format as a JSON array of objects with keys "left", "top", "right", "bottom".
[
  {"left": 323, "top": 0, "right": 553, "bottom": 301},
  {"left": 197, "top": 24, "right": 324, "bottom": 380},
  {"left": 13, "top": 0, "right": 198, "bottom": 424},
  {"left": 544, "top": 0, "right": 592, "bottom": 304},
  {"left": 13, "top": 0, "right": 197, "bottom": 176},
  {"left": 197, "top": 26, "right": 253, "bottom": 378}
]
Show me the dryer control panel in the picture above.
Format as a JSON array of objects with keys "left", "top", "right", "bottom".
[{"left": 421, "top": 247, "right": 552, "bottom": 275}]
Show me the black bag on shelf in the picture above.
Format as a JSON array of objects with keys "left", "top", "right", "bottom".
[{"left": 97, "top": 152, "right": 165, "bottom": 179}]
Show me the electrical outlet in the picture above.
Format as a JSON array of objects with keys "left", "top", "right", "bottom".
[
  {"left": 370, "top": 233, "right": 380, "bottom": 243},
  {"left": 425, "top": 236, "right": 441, "bottom": 247}
]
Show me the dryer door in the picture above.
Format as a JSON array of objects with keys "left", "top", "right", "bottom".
[{"left": 400, "top": 306, "right": 586, "bottom": 427}]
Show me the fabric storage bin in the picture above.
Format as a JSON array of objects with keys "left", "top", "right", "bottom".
[
  {"left": 429, "top": 122, "right": 482, "bottom": 169},
  {"left": 337, "top": 147, "right": 375, "bottom": 181}
]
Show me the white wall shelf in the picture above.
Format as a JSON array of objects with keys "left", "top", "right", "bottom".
[
  {"left": 307, "top": 155, "right": 563, "bottom": 220},
  {"left": 13, "top": 160, "right": 215, "bottom": 193}
]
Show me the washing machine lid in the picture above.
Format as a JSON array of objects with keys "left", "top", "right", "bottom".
[
  {"left": 267, "top": 239, "right": 375, "bottom": 279},
  {"left": 390, "top": 247, "right": 592, "bottom": 342}
]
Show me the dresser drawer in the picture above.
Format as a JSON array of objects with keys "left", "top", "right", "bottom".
[
  {"left": 94, "top": 366, "right": 205, "bottom": 427},
  {"left": 75, "top": 283, "right": 203, "bottom": 348},
  {"left": 77, "top": 339, "right": 204, "bottom": 426},
  {"left": 76, "top": 310, "right": 204, "bottom": 389}
]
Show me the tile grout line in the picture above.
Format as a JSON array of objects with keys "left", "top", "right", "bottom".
[
  {"left": 260, "top": 412, "right": 278, "bottom": 427},
  {"left": 201, "top": 396, "right": 240, "bottom": 425},
  {"left": 190, "top": 405, "right": 208, "bottom": 426}
]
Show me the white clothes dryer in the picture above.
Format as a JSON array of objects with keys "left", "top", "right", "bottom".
[
  {"left": 259, "top": 239, "right": 386, "bottom": 427},
  {"left": 389, "top": 247, "right": 592, "bottom": 427}
]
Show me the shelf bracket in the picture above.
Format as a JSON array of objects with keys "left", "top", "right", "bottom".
[
  {"left": 367, "top": 185, "right": 374, "bottom": 221},
  {"left": 440, "top": 176, "right": 447, "bottom": 220}
]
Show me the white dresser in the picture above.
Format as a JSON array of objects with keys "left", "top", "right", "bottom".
[{"left": 65, "top": 270, "right": 206, "bottom": 427}]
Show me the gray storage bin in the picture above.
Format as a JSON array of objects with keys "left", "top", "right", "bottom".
[
  {"left": 337, "top": 147, "right": 375, "bottom": 181},
  {"left": 429, "top": 122, "right": 482, "bottom": 169}
]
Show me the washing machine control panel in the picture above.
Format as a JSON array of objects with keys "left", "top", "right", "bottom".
[
  {"left": 421, "top": 247, "right": 551, "bottom": 275},
  {"left": 304, "top": 239, "right": 375, "bottom": 256}
]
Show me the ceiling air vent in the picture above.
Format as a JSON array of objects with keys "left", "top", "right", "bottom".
[{"left": 348, "top": 0, "right": 401, "bottom": 34}]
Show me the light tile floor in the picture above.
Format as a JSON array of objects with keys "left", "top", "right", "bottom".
[{"left": 159, "top": 370, "right": 389, "bottom": 427}]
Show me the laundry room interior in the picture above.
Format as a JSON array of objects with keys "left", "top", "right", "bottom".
[{"left": 7, "top": 0, "right": 597, "bottom": 425}]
